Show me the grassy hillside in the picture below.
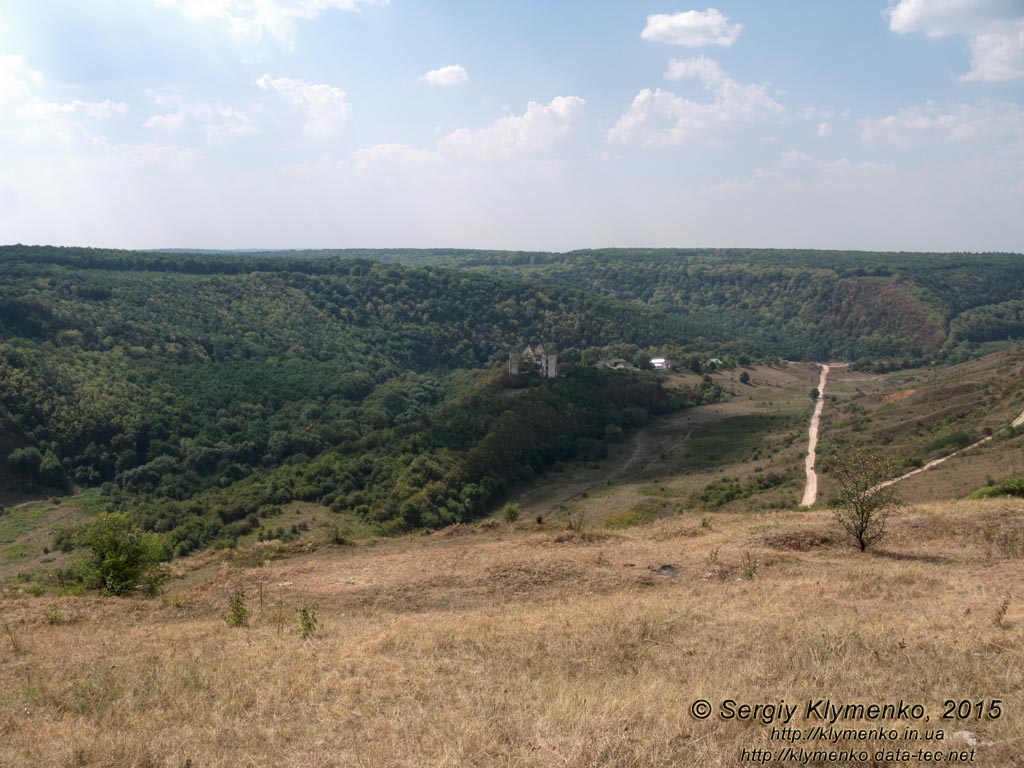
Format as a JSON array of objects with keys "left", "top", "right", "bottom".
[
  {"left": 1, "top": 497, "right": 1021, "bottom": 767},
  {"left": 816, "top": 347, "right": 1024, "bottom": 503}
]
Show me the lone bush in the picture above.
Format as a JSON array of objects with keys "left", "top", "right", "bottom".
[
  {"left": 74, "top": 513, "right": 168, "bottom": 596},
  {"left": 297, "top": 604, "right": 319, "bottom": 639},
  {"left": 829, "top": 450, "right": 903, "bottom": 552},
  {"left": 500, "top": 502, "right": 522, "bottom": 523},
  {"left": 225, "top": 591, "right": 249, "bottom": 627}
]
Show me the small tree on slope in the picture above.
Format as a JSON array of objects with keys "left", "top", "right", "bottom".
[{"left": 829, "top": 450, "right": 903, "bottom": 552}]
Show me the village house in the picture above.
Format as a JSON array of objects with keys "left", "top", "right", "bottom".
[{"left": 595, "top": 358, "right": 636, "bottom": 370}]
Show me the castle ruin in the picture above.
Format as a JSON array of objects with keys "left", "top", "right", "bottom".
[{"left": 509, "top": 344, "right": 558, "bottom": 378}]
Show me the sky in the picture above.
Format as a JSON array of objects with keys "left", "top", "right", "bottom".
[{"left": 0, "top": 0, "right": 1022, "bottom": 252}]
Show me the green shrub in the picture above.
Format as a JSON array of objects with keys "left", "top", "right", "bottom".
[
  {"left": 225, "top": 591, "right": 249, "bottom": 627},
  {"left": 74, "top": 513, "right": 168, "bottom": 596},
  {"left": 970, "top": 477, "right": 1024, "bottom": 499},
  {"left": 500, "top": 503, "right": 522, "bottom": 523},
  {"left": 296, "top": 604, "right": 318, "bottom": 639}
]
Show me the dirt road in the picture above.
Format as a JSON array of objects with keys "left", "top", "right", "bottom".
[
  {"left": 800, "top": 364, "right": 831, "bottom": 507},
  {"left": 877, "top": 405, "right": 1024, "bottom": 490}
]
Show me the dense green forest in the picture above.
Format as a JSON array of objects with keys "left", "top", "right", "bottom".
[
  {"left": 176, "top": 246, "right": 1024, "bottom": 363},
  {"left": 2, "top": 244, "right": 1022, "bottom": 562},
  {"left": 0, "top": 246, "right": 713, "bottom": 557}
]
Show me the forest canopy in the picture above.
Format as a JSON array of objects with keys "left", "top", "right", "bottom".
[{"left": 1, "top": 244, "right": 1021, "bottom": 558}]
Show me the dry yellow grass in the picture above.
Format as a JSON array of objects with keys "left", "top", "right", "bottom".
[{"left": 2, "top": 498, "right": 1022, "bottom": 767}]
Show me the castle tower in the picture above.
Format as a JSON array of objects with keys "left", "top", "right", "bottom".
[
  {"left": 509, "top": 351, "right": 521, "bottom": 375},
  {"left": 544, "top": 353, "right": 558, "bottom": 378}
]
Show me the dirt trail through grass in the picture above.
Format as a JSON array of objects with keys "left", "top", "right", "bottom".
[
  {"left": 877, "top": 405, "right": 1024, "bottom": 490},
  {"left": 800, "top": 364, "right": 831, "bottom": 507}
]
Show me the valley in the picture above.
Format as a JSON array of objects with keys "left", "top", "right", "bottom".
[
  {"left": 3, "top": 2, "right": 1023, "bottom": 763},
  {"left": 2, "top": 248, "right": 1024, "bottom": 767}
]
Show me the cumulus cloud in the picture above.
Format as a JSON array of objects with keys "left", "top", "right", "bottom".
[
  {"left": 145, "top": 99, "right": 255, "bottom": 145},
  {"left": 0, "top": 54, "right": 132, "bottom": 150},
  {"left": 256, "top": 74, "right": 350, "bottom": 137},
  {"left": 438, "top": 96, "right": 585, "bottom": 160},
  {"left": 156, "top": 0, "right": 388, "bottom": 45},
  {"left": 885, "top": 0, "right": 1024, "bottom": 81},
  {"left": 641, "top": 8, "right": 741, "bottom": 47},
  {"left": 0, "top": 54, "right": 43, "bottom": 106},
  {"left": 608, "top": 56, "right": 783, "bottom": 146},
  {"left": 420, "top": 64, "right": 468, "bottom": 87},
  {"left": 10, "top": 90, "right": 127, "bottom": 147},
  {"left": 860, "top": 99, "right": 1024, "bottom": 143},
  {"left": 963, "top": 19, "right": 1024, "bottom": 81},
  {"left": 345, "top": 96, "right": 586, "bottom": 173},
  {"left": 817, "top": 121, "right": 833, "bottom": 137}
]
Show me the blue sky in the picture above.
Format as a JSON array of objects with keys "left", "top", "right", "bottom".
[{"left": 0, "top": 0, "right": 1022, "bottom": 251}]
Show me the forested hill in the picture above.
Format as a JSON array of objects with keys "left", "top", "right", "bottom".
[
  {"left": 3, "top": 243, "right": 1023, "bottom": 559},
  {"left": 0, "top": 246, "right": 688, "bottom": 481},
  {"left": 153, "top": 245, "right": 1024, "bottom": 364},
  {"left": 7, "top": 244, "right": 1024, "bottom": 364},
  {"left": 1, "top": 245, "right": 712, "bottom": 552}
]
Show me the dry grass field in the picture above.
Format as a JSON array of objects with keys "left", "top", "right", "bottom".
[{"left": 2, "top": 497, "right": 1022, "bottom": 767}]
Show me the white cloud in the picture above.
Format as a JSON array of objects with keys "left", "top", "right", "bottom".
[
  {"left": 963, "top": 19, "right": 1024, "bottom": 81},
  {"left": 885, "top": 0, "right": 1017, "bottom": 36},
  {"left": 817, "top": 121, "right": 833, "bottom": 137},
  {"left": 9, "top": 91, "right": 127, "bottom": 147},
  {"left": 608, "top": 56, "right": 783, "bottom": 147},
  {"left": 777, "top": 149, "right": 893, "bottom": 177},
  {"left": 144, "top": 112, "right": 186, "bottom": 130},
  {"left": 145, "top": 98, "right": 255, "bottom": 145},
  {"left": 156, "top": 0, "right": 388, "bottom": 45},
  {"left": 0, "top": 54, "right": 43, "bottom": 106},
  {"left": 641, "top": 8, "right": 742, "bottom": 47},
  {"left": 344, "top": 97, "right": 586, "bottom": 172},
  {"left": 256, "top": 74, "right": 350, "bottom": 137},
  {"left": 420, "top": 64, "right": 468, "bottom": 87},
  {"left": 885, "top": 0, "right": 1024, "bottom": 81},
  {"left": 18, "top": 98, "right": 128, "bottom": 120},
  {"left": 437, "top": 96, "right": 585, "bottom": 160},
  {"left": 861, "top": 99, "right": 1024, "bottom": 144}
]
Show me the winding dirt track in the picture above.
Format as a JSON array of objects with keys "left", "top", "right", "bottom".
[
  {"left": 876, "top": 405, "right": 1024, "bottom": 490},
  {"left": 800, "top": 364, "right": 831, "bottom": 507}
]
